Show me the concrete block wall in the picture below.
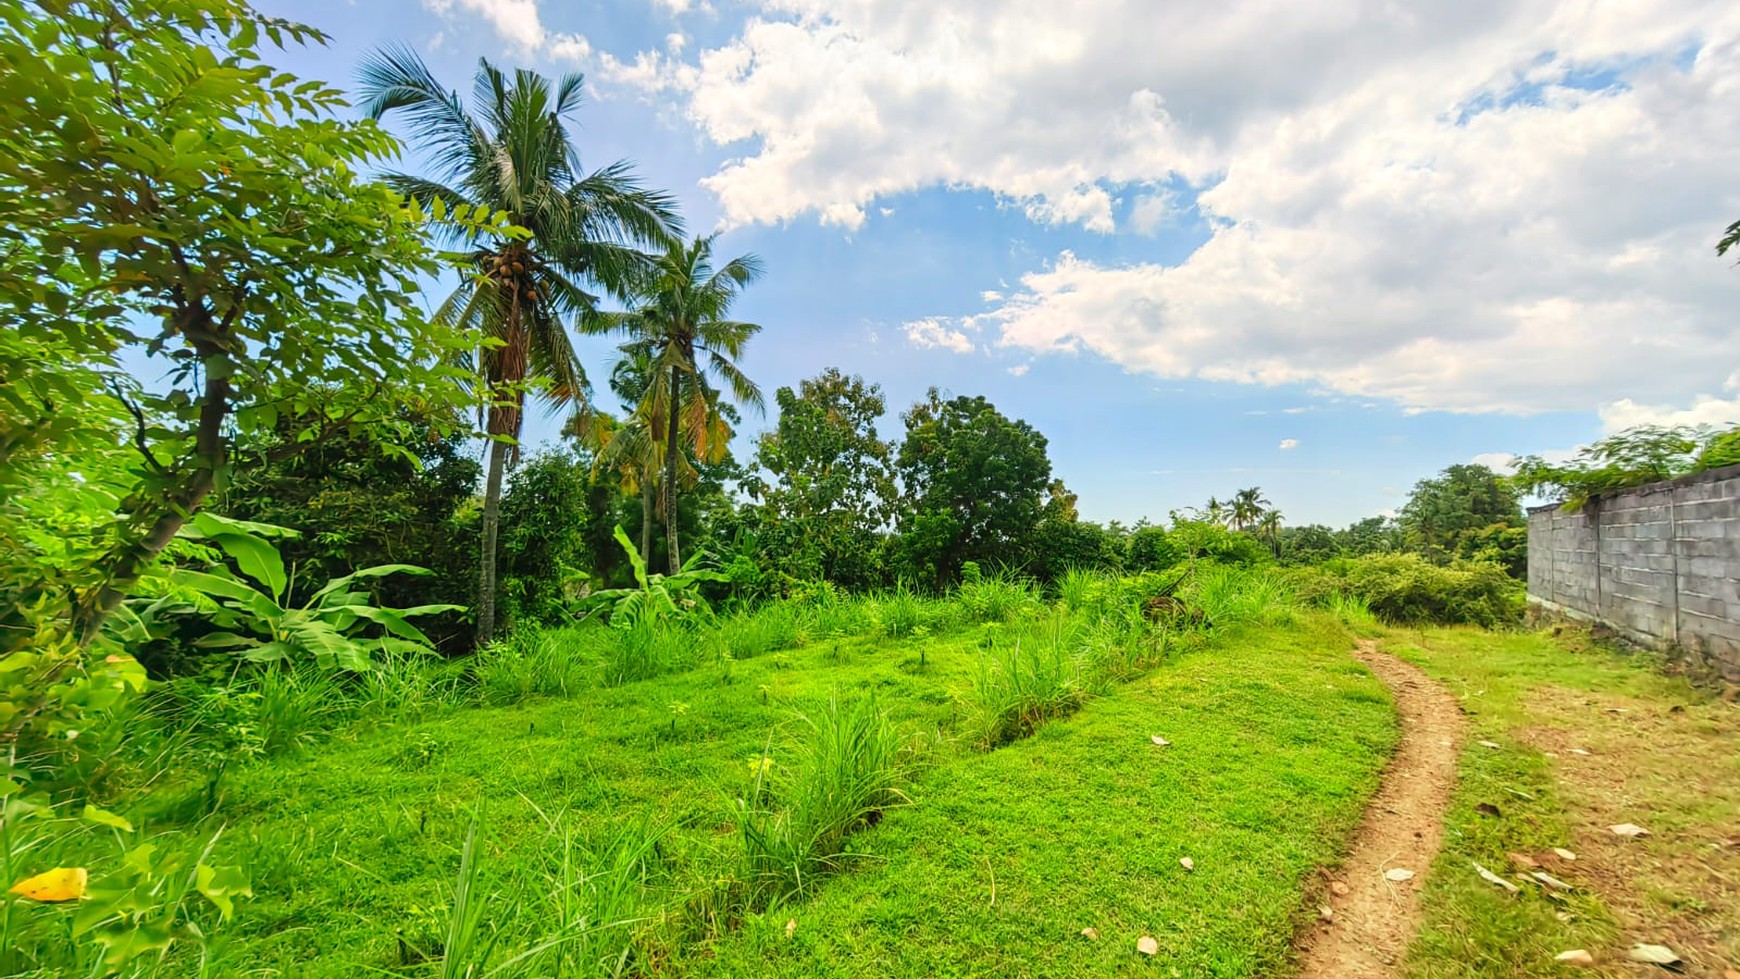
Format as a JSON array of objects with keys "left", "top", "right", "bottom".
[{"left": 1527, "top": 463, "right": 1740, "bottom": 678}]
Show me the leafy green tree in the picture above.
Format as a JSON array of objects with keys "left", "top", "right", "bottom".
[
  {"left": 1513, "top": 424, "right": 1739, "bottom": 510},
  {"left": 1720, "top": 216, "right": 1740, "bottom": 259},
  {"left": 496, "top": 447, "right": 597, "bottom": 626},
  {"left": 1398, "top": 464, "right": 1522, "bottom": 557},
  {"left": 1256, "top": 509, "right": 1285, "bottom": 557},
  {"left": 1336, "top": 516, "right": 1403, "bottom": 556},
  {"left": 1, "top": 1, "right": 491, "bottom": 663},
  {"left": 360, "top": 46, "right": 681, "bottom": 645},
  {"left": 1126, "top": 527, "right": 1180, "bottom": 571},
  {"left": 744, "top": 369, "right": 898, "bottom": 591},
  {"left": 893, "top": 391, "right": 1053, "bottom": 588},
  {"left": 1278, "top": 524, "right": 1340, "bottom": 565},
  {"left": 588, "top": 235, "right": 764, "bottom": 572}
]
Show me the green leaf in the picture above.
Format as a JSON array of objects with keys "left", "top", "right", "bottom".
[
  {"left": 169, "top": 569, "right": 262, "bottom": 604},
  {"left": 195, "top": 863, "right": 251, "bottom": 920},
  {"left": 210, "top": 532, "right": 287, "bottom": 602},
  {"left": 82, "top": 804, "right": 134, "bottom": 833}
]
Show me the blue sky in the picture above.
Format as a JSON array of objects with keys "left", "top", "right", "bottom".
[{"left": 241, "top": 0, "right": 1740, "bottom": 527}]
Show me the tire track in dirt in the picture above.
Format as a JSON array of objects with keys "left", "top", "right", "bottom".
[{"left": 1294, "top": 639, "right": 1464, "bottom": 979}]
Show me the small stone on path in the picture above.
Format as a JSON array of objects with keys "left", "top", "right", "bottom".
[
  {"left": 1609, "top": 823, "right": 1651, "bottom": 839},
  {"left": 1383, "top": 867, "right": 1415, "bottom": 882},
  {"left": 1554, "top": 949, "right": 1595, "bottom": 967}
]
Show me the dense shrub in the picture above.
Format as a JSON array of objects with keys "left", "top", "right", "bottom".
[
  {"left": 953, "top": 566, "right": 1040, "bottom": 623},
  {"left": 1125, "top": 527, "right": 1180, "bottom": 571},
  {"left": 1294, "top": 554, "right": 1521, "bottom": 627}
]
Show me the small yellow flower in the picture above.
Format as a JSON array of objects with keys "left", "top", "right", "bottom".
[{"left": 747, "top": 756, "right": 774, "bottom": 779}]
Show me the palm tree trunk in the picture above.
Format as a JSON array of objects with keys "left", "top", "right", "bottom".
[
  {"left": 664, "top": 363, "right": 682, "bottom": 573},
  {"left": 477, "top": 436, "right": 507, "bottom": 646},
  {"left": 640, "top": 474, "right": 654, "bottom": 565}
]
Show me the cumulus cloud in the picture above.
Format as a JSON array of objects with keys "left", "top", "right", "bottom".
[
  {"left": 1278, "top": 438, "right": 1299, "bottom": 450},
  {"left": 423, "top": 0, "right": 592, "bottom": 59},
  {"left": 1598, "top": 392, "right": 1740, "bottom": 432},
  {"left": 904, "top": 317, "right": 974, "bottom": 353},
  {"left": 620, "top": 0, "right": 1740, "bottom": 414},
  {"left": 1007, "top": 363, "right": 1030, "bottom": 377}
]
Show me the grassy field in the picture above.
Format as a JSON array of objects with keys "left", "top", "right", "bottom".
[
  {"left": 1396, "top": 626, "right": 1740, "bottom": 978},
  {"left": 143, "top": 594, "right": 1400, "bottom": 977}
]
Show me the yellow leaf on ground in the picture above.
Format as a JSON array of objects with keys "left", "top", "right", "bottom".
[
  {"left": 9, "top": 867, "right": 88, "bottom": 902},
  {"left": 1136, "top": 935, "right": 1159, "bottom": 956}
]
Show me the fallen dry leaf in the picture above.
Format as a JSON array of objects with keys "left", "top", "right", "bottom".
[
  {"left": 785, "top": 919, "right": 797, "bottom": 939},
  {"left": 1570, "top": 748, "right": 1591, "bottom": 755},
  {"left": 1478, "top": 740, "right": 1502, "bottom": 749},
  {"left": 1531, "top": 872, "right": 1573, "bottom": 892},
  {"left": 1554, "top": 949, "right": 1595, "bottom": 967},
  {"left": 1474, "top": 802, "right": 1502, "bottom": 818},
  {"left": 8, "top": 868, "right": 87, "bottom": 903},
  {"left": 1473, "top": 862, "right": 1520, "bottom": 893},
  {"left": 1317, "top": 905, "right": 1333, "bottom": 921},
  {"left": 1553, "top": 847, "right": 1577, "bottom": 861},
  {"left": 1150, "top": 735, "right": 1170, "bottom": 747},
  {"left": 1609, "top": 823, "right": 1651, "bottom": 839},
  {"left": 1080, "top": 927, "right": 1100, "bottom": 940},
  {"left": 1626, "top": 944, "right": 1681, "bottom": 966},
  {"left": 1507, "top": 852, "right": 1539, "bottom": 870},
  {"left": 1179, "top": 857, "right": 1194, "bottom": 872},
  {"left": 1136, "top": 935, "right": 1159, "bottom": 956},
  {"left": 1330, "top": 881, "right": 1350, "bottom": 896},
  {"left": 1383, "top": 868, "right": 1416, "bottom": 882}
]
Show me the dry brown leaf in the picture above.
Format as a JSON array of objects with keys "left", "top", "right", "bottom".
[
  {"left": 1150, "top": 735, "right": 1170, "bottom": 747},
  {"left": 1317, "top": 905, "right": 1333, "bottom": 921},
  {"left": 1080, "top": 927, "right": 1099, "bottom": 940},
  {"left": 1554, "top": 949, "right": 1595, "bottom": 967},
  {"left": 1569, "top": 748, "right": 1591, "bottom": 755},
  {"left": 785, "top": 919, "right": 797, "bottom": 939},
  {"left": 1474, "top": 802, "right": 1502, "bottom": 818},
  {"left": 1383, "top": 867, "right": 1415, "bottom": 882},
  {"left": 1136, "top": 935, "right": 1159, "bottom": 956},
  {"left": 1626, "top": 944, "right": 1680, "bottom": 966},
  {"left": 1473, "top": 862, "right": 1520, "bottom": 893},
  {"left": 1609, "top": 823, "right": 1651, "bottom": 839},
  {"left": 1507, "top": 851, "right": 1539, "bottom": 869},
  {"left": 1179, "top": 857, "right": 1194, "bottom": 872},
  {"left": 1553, "top": 847, "right": 1577, "bottom": 861},
  {"left": 1330, "top": 881, "right": 1350, "bottom": 896},
  {"left": 1478, "top": 740, "right": 1502, "bottom": 749}
]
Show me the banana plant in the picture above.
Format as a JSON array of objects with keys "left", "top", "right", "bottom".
[
  {"left": 581, "top": 525, "right": 727, "bottom": 628},
  {"left": 121, "top": 513, "right": 462, "bottom": 672}
]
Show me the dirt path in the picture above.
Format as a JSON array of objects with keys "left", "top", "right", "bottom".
[{"left": 1294, "top": 639, "right": 1465, "bottom": 979}]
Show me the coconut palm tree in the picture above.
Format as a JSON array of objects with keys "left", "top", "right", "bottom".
[
  {"left": 1200, "top": 496, "right": 1229, "bottom": 527},
  {"left": 1257, "top": 509, "right": 1284, "bottom": 558},
  {"left": 359, "top": 47, "right": 682, "bottom": 644},
  {"left": 588, "top": 235, "right": 763, "bottom": 571},
  {"left": 1230, "top": 486, "right": 1270, "bottom": 532}
]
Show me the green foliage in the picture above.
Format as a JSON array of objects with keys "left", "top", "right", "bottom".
[
  {"left": 600, "top": 620, "right": 699, "bottom": 686},
  {"left": 715, "top": 603, "right": 808, "bottom": 660},
  {"left": 136, "top": 514, "right": 461, "bottom": 673},
  {"left": 1398, "top": 464, "right": 1523, "bottom": 559},
  {"left": 894, "top": 390, "right": 1053, "bottom": 588},
  {"left": 742, "top": 370, "right": 897, "bottom": 592},
  {"left": 952, "top": 570, "right": 1040, "bottom": 624},
  {"left": 737, "top": 694, "right": 906, "bottom": 906},
  {"left": 584, "top": 526, "right": 727, "bottom": 629},
  {"left": 498, "top": 449, "right": 597, "bottom": 627},
  {"left": 473, "top": 631, "right": 590, "bottom": 704},
  {"left": 1184, "top": 566, "right": 1300, "bottom": 628},
  {"left": 969, "top": 615, "right": 1091, "bottom": 747},
  {"left": 1125, "top": 526, "right": 1181, "bottom": 571},
  {"left": 1301, "top": 554, "right": 1522, "bottom": 627},
  {"left": 1513, "top": 423, "right": 1740, "bottom": 510},
  {"left": 1277, "top": 523, "right": 1341, "bottom": 565},
  {"left": 1166, "top": 518, "right": 1270, "bottom": 566}
]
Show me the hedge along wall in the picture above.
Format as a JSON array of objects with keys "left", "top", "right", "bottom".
[{"left": 1527, "top": 463, "right": 1740, "bottom": 679}]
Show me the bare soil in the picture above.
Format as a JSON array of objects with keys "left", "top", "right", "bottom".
[{"left": 1294, "top": 639, "right": 1465, "bottom": 978}]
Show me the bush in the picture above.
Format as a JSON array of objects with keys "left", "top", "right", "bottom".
[
  {"left": 1125, "top": 526, "right": 1179, "bottom": 571},
  {"left": 472, "top": 629, "right": 591, "bottom": 703},
  {"left": 1184, "top": 566, "right": 1300, "bottom": 628},
  {"left": 716, "top": 602, "right": 808, "bottom": 660},
  {"left": 968, "top": 615, "right": 1090, "bottom": 747},
  {"left": 1300, "top": 553, "right": 1522, "bottom": 627},
  {"left": 600, "top": 620, "right": 698, "bottom": 686},
  {"left": 738, "top": 694, "right": 906, "bottom": 905}
]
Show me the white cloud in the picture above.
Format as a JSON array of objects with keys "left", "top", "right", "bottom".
[
  {"left": 422, "top": 0, "right": 592, "bottom": 59},
  {"left": 625, "top": 0, "right": 1740, "bottom": 414},
  {"left": 1598, "top": 392, "right": 1740, "bottom": 432},
  {"left": 1471, "top": 451, "right": 1520, "bottom": 473},
  {"left": 1278, "top": 438, "right": 1299, "bottom": 450},
  {"left": 1007, "top": 363, "right": 1030, "bottom": 377},
  {"left": 904, "top": 317, "right": 974, "bottom": 353}
]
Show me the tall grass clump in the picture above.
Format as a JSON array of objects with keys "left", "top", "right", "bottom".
[
  {"left": 355, "top": 647, "right": 458, "bottom": 720},
  {"left": 969, "top": 615, "right": 1090, "bottom": 748},
  {"left": 1055, "top": 568, "right": 1114, "bottom": 615},
  {"left": 1322, "top": 590, "right": 1379, "bottom": 628},
  {"left": 1185, "top": 565, "right": 1300, "bottom": 627},
  {"left": 715, "top": 601, "right": 807, "bottom": 660},
  {"left": 793, "top": 583, "right": 875, "bottom": 640},
  {"left": 953, "top": 567, "right": 1040, "bottom": 623},
  {"left": 600, "top": 620, "right": 697, "bottom": 686},
  {"left": 473, "top": 629, "right": 589, "bottom": 704},
  {"left": 871, "top": 582, "right": 928, "bottom": 640},
  {"left": 738, "top": 694, "right": 907, "bottom": 906}
]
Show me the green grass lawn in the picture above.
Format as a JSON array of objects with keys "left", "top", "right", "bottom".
[{"left": 175, "top": 612, "right": 1397, "bottom": 977}]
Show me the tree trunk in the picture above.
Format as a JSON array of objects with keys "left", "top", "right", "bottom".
[
  {"left": 664, "top": 363, "right": 682, "bottom": 574},
  {"left": 640, "top": 474, "right": 654, "bottom": 563},
  {"left": 74, "top": 345, "right": 231, "bottom": 644},
  {"left": 476, "top": 436, "right": 508, "bottom": 646}
]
